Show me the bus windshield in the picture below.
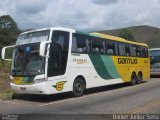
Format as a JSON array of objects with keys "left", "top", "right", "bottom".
[
  {"left": 150, "top": 50, "right": 160, "bottom": 69},
  {"left": 16, "top": 30, "right": 50, "bottom": 45},
  {"left": 11, "top": 43, "right": 45, "bottom": 76}
]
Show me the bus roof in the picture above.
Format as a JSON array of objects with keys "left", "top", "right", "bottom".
[
  {"left": 20, "top": 27, "right": 148, "bottom": 47},
  {"left": 90, "top": 32, "right": 148, "bottom": 47},
  {"left": 20, "top": 27, "right": 75, "bottom": 35}
]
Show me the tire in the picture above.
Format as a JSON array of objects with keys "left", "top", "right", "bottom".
[
  {"left": 73, "top": 78, "right": 85, "bottom": 97},
  {"left": 137, "top": 72, "right": 142, "bottom": 84},
  {"left": 131, "top": 72, "right": 137, "bottom": 86}
]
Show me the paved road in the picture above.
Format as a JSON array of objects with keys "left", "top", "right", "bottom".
[{"left": 0, "top": 78, "right": 160, "bottom": 119}]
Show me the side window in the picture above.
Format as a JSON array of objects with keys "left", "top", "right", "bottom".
[
  {"left": 91, "top": 38, "right": 104, "bottom": 54},
  {"left": 102, "top": 40, "right": 106, "bottom": 54},
  {"left": 130, "top": 45, "right": 136, "bottom": 57},
  {"left": 106, "top": 41, "right": 116, "bottom": 55},
  {"left": 118, "top": 44, "right": 125, "bottom": 56},
  {"left": 145, "top": 48, "right": 149, "bottom": 58},
  {"left": 86, "top": 39, "right": 91, "bottom": 53},
  {"left": 72, "top": 33, "right": 90, "bottom": 53},
  {"left": 72, "top": 37, "right": 78, "bottom": 52},
  {"left": 142, "top": 47, "right": 148, "bottom": 58},
  {"left": 48, "top": 31, "right": 69, "bottom": 77},
  {"left": 136, "top": 46, "right": 142, "bottom": 57},
  {"left": 124, "top": 45, "right": 131, "bottom": 56}
]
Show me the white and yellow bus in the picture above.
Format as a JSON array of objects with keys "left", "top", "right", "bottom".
[{"left": 1, "top": 27, "right": 150, "bottom": 97}]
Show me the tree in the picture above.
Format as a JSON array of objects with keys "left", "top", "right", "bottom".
[
  {"left": 119, "top": 28, "right": 135, "bottom": 41},
  {"left": 0, "top": 15, "right": 17, "bottom": 29},
  {"left": 0, "top": 15, "right": 21, "bottom": 58}
]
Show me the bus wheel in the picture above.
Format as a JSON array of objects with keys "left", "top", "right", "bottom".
[
  {"left": 131, "top": 72, "right": 137, "bottom": 86},
  {"left": 137, "top": 72, "right": 142, "bottom": 84},
  {"left": 73, "top": 78, "right": 85, "bottom": 97}
]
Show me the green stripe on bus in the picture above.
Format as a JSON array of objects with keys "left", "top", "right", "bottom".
[
  {"left": 76, "top": 31, "right": 90, "bottom": 36},
  {"left": 89, "top": 55, "right": 113, "bottom": 79},
  {"left": 23, "top": 77, "right": 35, "bottom": 83},
  {"left": 101, "top": 55, "right": 120, "bottom": 79},
  {"left": 89, "top": 33, "right": 101, "bottom": 38},
  {"left": 89, "top": 55, "right": 120, "bottom": 80}
]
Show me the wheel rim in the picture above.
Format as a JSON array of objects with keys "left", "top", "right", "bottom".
[
  {"left": 75, "top": 82, "right": 83, "bottom": 93},
  {"left": 73, "top": 78, "right": 85, "bottom": 97},
  {"left": 138, "top": 74, "right": 142, "bottom": 80},
  {"left": 132, "top": 74, "right": 136, "bottom": 84},
  {"left": 138, "top": 74, "right": 142, "bottom": 82}
]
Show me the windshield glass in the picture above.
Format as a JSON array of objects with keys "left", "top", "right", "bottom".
[
  {"left": 16, "top": 30, "right": 50, "bottom": 45},
  {"left": 150, "top": 50, "right": 160, "bottom": 69},
  {"left": 11, "top": 43, "right": 45, "bottom": 76},
  {"left": 150, "top": 50, "right": 160, "bottom": 56}
]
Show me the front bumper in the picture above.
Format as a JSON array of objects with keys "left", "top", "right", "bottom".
[
  {"left": 150, "top": 72, "right": 160, "bottom": 75},
  {"left": 10, "top": 82, "right": 50, "bottom": 95}
]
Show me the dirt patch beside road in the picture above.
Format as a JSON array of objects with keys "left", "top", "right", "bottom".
[{"left": 0, "top": 73, "right": 13, "bottom": 100}]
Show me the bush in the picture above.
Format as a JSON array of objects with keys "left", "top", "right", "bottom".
[
  {"left": 0, "top": 59, "right": 11, "bottom": 73},
  {"left": 119, "top": 28, "right": 135, "bottom": 41}
]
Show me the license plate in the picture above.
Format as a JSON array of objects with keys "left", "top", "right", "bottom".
[{"left": 20, "top": 87, "right": 26, "bottom": 91}]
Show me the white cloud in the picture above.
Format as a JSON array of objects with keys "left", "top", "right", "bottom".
[
  {"left": 15, "top": 0, "right": 48, "bottom": 14},
  {"left": 0, "top": 10, "right": 7, "bottom": 16},
  {"left": 91, "top": 0, "right": 118, "bottom": 5},
  {"left": 0, "top": 0, "right": 160, "bottom": 31}
]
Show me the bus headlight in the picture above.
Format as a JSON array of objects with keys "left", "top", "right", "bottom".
[
  {"left": 10, "top": 76, "right": 13, "bottom": 83},
  {"left": 33, "top": 78, "right": 47, "bottom": 84}
]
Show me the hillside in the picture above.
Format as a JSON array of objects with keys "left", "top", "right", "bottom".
[
  {"left": 97, "top": 25, "right": 160, "bottom": 48},
  {"left": 0, "top": 15, "right": 160, "bottom": 49}
]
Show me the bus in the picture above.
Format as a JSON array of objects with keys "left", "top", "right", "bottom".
[
  {"left": 150, "top": 48, "right": 160, "bottom": 75},
  {"left": 1, "top": 27, "right": 150, "bottom": 97}
]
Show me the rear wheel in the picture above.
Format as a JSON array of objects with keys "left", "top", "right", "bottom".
[
  {"left": 131, "top": 72, "right": 137, "bottom": 86},
  {"left": 137, "top": 72, "right": 142, "bottom": 84},
  {"left": 73, "top": 78, "right": 85, "bottom": 97}
]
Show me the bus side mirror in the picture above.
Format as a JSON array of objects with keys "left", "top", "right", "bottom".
[
  {"left": 1, "top": 45, "right": 15, "bottom": 61},
  {"left": 39, "top": 41, "right": 51, "bottom": 57}
]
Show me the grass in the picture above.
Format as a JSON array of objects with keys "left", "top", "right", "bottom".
[
  {"left": 0, "top": 59, "right": 11, "bottom": 73},
  {"left": 0, "top": 72, "right": 10, "bottom": 79},
  {"left": 0, "top": 59, "right": 13, "bottom": 100},
  {"left": 0, "top": 89, "right": 13, "bottom": 100},
  {"left": 0, "top": 73, "right": 13, "bottom": 100}
]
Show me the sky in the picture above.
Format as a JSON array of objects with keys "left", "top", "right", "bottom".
[{"left": 0, "top": 0, "right": 160, "bottom": 31}]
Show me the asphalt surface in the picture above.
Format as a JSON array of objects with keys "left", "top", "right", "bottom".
[{"left": 0, "top": 77, "right": 160, "bottom": 120}]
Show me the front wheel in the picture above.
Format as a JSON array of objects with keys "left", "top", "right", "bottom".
[{"left": 73, "top": 78, "right": 85, "bottom": 97}]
